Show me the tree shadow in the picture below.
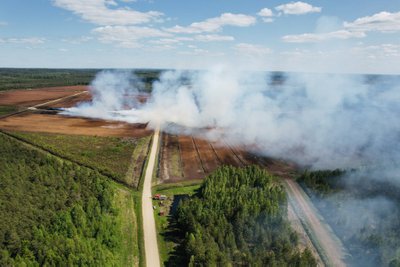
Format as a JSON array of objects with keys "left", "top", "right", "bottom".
[{"left": 162, "top": 194, "right": 189, "bottom": 266}]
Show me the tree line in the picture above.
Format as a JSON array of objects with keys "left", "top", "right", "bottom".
[
  {"left": 299, "top": 169, "right": 400, "bottom": 267},
  {"left": 172, "top": 165, "right": 316, "bottom": 266}
]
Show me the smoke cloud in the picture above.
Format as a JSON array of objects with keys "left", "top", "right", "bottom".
[{"left": 63, "top": 67, "right": 400, "bottom": 169}]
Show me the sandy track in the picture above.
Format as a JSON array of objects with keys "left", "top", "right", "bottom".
[
  {"left": 283, "top": 178, "right": 346, "bottom": 267},
  {"left": 32, "top": 91, "right": 88, "bottom": 108},
  {"left": 142, "top": 128, "right": 161, "bottom": 267}
]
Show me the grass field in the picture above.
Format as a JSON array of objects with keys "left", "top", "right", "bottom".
[
  {"left": 7, "top": 131, "right": 150, "bottom": 186},
  {"left": 0, "top": 105, "right": 18, "bottom": 116},
  {"left": 113, "top": 185, "right": 140, "bottom": 266}
]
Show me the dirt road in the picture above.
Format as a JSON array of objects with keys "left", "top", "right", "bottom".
[
  {"left": 283, "top": 178, "right": 346, "bottom": 267},
  {"left": 31, "top": 91, "right": 88, "bottom": 108},
  {"left": 141, "top": 128, "right": 161, "bottom": 267}
]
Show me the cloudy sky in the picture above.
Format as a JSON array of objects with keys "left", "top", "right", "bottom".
[{"left": 0, "top": 0, "right": 399, "bottom": 73}]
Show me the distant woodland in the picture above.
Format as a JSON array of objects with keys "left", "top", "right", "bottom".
[
  {"left": 171, "top": 166, "right": 316, "bottom": 266},
  {"left": 300, "top": 170, "right": 400, "bottom": 267},
  {"left": 0, "top": 68, "right": 161, "bottom": 91}
]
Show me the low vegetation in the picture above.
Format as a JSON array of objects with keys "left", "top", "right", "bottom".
[
  {"left": 0, "top": 106, "right": 18, "bottom": 116},
  {"left": 8, "top": 131, "right": 150, "bottom": 187},
  {"left": 299, "top": 169, "right": 400, "bottom": 267},
  {"left": 165, "top": 166, "right": 316, "bottom": 266},
  {"left": 0, "top": 133, "right": 137, "bottom": 266},
  {"left": 0, "top": 68, "right": 161, "bottom": 91},
  {"left": 152, "top": 181, "right": 202, "bottom": 264}
]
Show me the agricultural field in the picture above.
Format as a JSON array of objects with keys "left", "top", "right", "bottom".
[
  {"left": 6, "top": 131, "right": 151, "bottom": 187},
  {"left": 0, "top": 86, "right": 88, "bottom": 107},
  {"left": 0, "top": 113, "right": 151, "bottom": 137},
  {"left": 0, "top": 105, "right": 18, "bottom": 116},
  {"left": 158, "top": 132, "right": 297, "bottom": 183}
]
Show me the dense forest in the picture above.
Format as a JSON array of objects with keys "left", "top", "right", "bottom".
[
  {"left": 0, "top": 133, "right": 122, "bottom": 266},
  {"left": 299, "top": 169, "right": 400, "bottom": 267},
  {"left": 172, "top": 165, "right": 316, "bottom": 266},
  {"left": 0, "top": 68, "right": 162, "bottom": 91}
]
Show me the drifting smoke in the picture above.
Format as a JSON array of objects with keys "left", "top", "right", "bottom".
[
  {"left": 63, "top": 66, "right": 400, "bottom": 169},
  {"left": 65, "top": 70, "right": 143, "bottom": 119}
]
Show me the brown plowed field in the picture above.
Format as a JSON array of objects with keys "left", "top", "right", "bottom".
[
  {"left": 210, "top": 142, "right": 244, "bottom": 167},
  {"left": 0, "top": 113, "right": 151, "bottom": 138},
  {"left": 159, "top": 133, "right": 297, "bottom": 183},
  {"left": 0, "top": 86, "right": 88, "bottom": 107},
  {"left": 178, "top": 135, "right": 204, "bottom": 180},
  {"left": 192, "top": 138, "right": 220, "bottom": 174}
]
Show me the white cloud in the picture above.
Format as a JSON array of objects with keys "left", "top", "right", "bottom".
[
  {"left": 353, "top": 43, "right": 400, "bottom": 58},
  {"left": 0, "top": 37, "right": 45, "bottom": 45},
  {"left": 282, "top": 30, "right": 366, "bottom": 43},
  {"left": 261, "top": 17, "right": 274, "bottom": 23},
  {"left": 282, "top": 11, "right": 400, "bottom": 43},
  {"left": 258, "top": 8, "right": 273, "bottom": 17},
  {"left": 258, "top": 8, "right": 275, "bottom": 23},
  {"left": 93, "top": 25, "right": 170, "bottom": 47},
  {"left": 148, "top": 34, "right": 233, "bottom": 48},
  {"left": 0, "top": 21, "right": 8, "bottom": 26},
  {"left": 62, "top": 36, "right": 93, "bottom": 44},
  {"left": 53, "top": 0, "right": 163, "bottom": 25},
  {"left": 234, "top": 43, "right": 271, "bottom": 56},
  {"left": 275, "top": 1, "right": 321, "bottom": 15},
  {"left": 166, "top": 13, "right": 256, "bottom": 34},
  {"left": 179, "top": 48, "right": 210, "bottom": 55},
  {"left": 344, "top": 11, "right": 400, "bottom": 33},
  {"left": 150, "top": 38, "right": 182, "bottom": 45},
  {"left": 195, "top": 34, "right": 234, "bottom": 42}
]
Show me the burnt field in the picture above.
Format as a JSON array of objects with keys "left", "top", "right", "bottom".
[
  {"left": 0, "top": 86, "right": 152, "bottom": 138},
  {"left": 0, "top": 86, "right": 88, "bottom": 107},
  {"left": 158, "top": 132, "right": 296, "bottom": 183}
]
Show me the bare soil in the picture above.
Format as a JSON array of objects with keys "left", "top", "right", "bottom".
[
  {"left": 192, "top": 138, "right": 220, "bottom": 174},
  {"left": 178, "top": 135, "right": 204, "bottom": 180},
  {"left": 0, "top": 113, "right": 151, "bottom": 138},
  {"left": 0, "top": 86, "right": 88, "bottom": 107}
]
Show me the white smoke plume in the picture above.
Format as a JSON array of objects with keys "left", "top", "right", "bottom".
[{"left": 63, "top": 66, "right": 400, "bottom": 169}]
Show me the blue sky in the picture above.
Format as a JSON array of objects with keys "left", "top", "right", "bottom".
[{"left": 0, "top": 0, "right": 399, "bottom": 73}]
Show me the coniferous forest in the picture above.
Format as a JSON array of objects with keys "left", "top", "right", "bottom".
[
  {"left": 299, "top": 170, "right": 400, "bottom": 266},
  {"left": 0, "top": 133, "right": 121, "bottom": 266},
  {"left": 173, "top": 165, "right": 316, "bottom": 266}
]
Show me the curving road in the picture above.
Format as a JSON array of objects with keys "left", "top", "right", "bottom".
[{"left": 142, "top": 128, "right": 161, "bottom": 267}]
